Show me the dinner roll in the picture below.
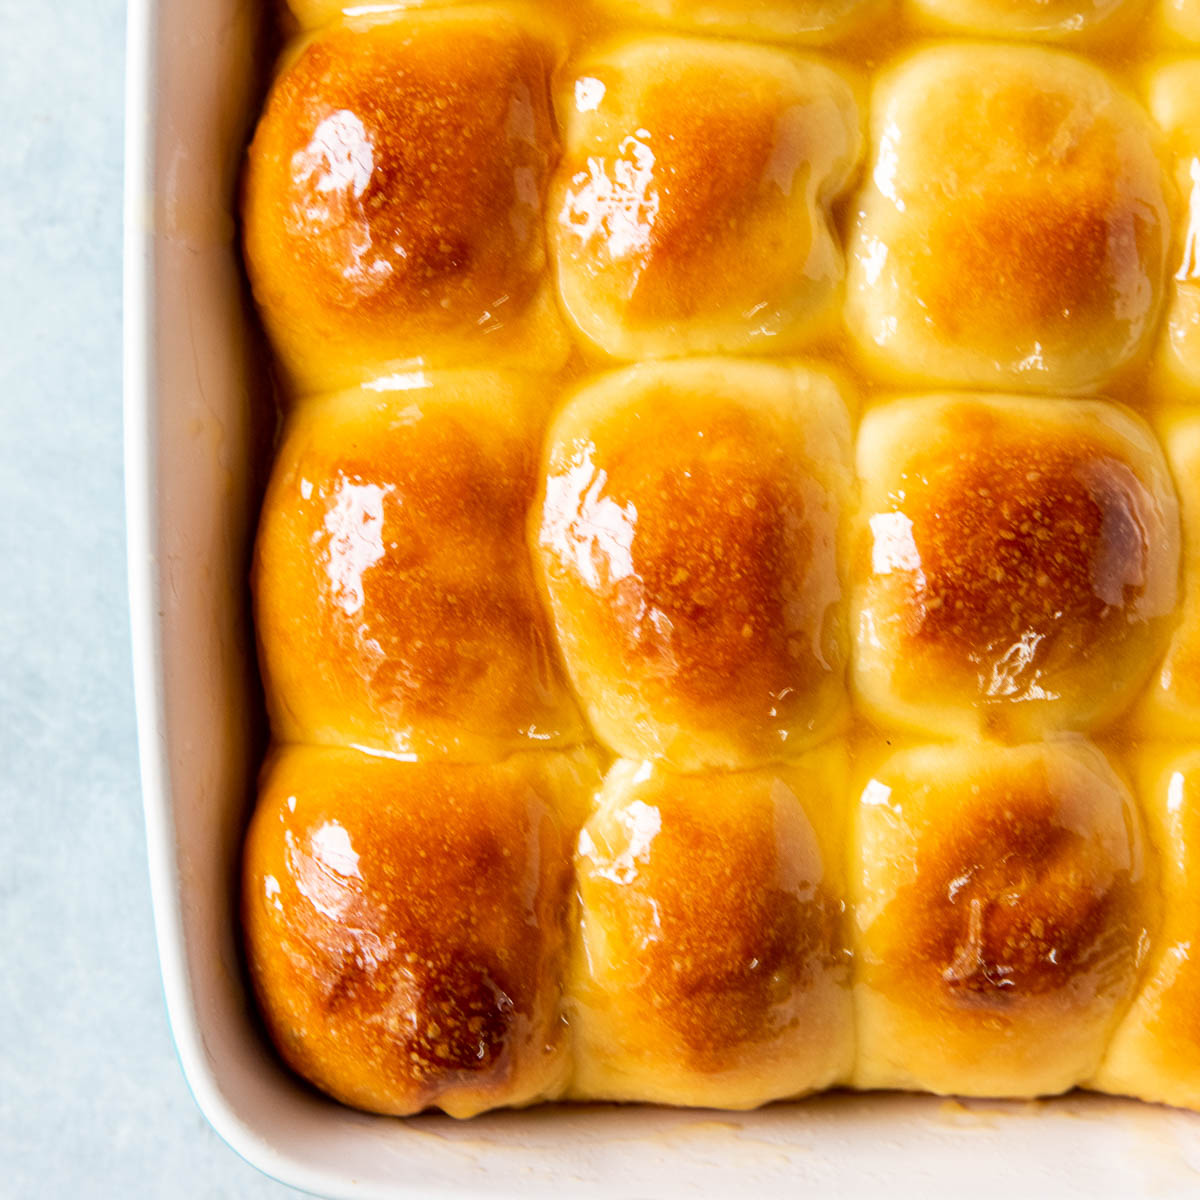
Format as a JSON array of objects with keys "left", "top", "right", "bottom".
[
  {"left": 243, "top": 744, "right": 600, "bottom": 1117},
  {"left": 535, "top": 359, "right": 853, "bottom": 771},
  {"left": 242, "top": 6, "right": 568, "bottom": 395},
  {"left": 570, "top": 751, "right": 853, "bottom": 1108},
  {"left": 845, "top": 45, "right": 1170, "bottom": 393},
  {"left": 1148, "top": 61, "right": 1200, "bottom": 395},
  {"left": 852, "top": 394, "right": 1180, "bottom": 740},
  {"left": 596, "top": 0, "right": 885, "bottom": 41},
  {"left": 852, "top": 740, "right": 1152, "bottom": 1097},
  {"left": 254, "top": 372, "right": 583, "bottom": 761},
  {"left": 1137, "top": 414, "right": 1200, "bottom": 737},
  {"left": 1095, "top": 747, "right": 1200, "bottom": 1110},
  {"left": 549, "top": 38, "right": 860, "bottom": 360},
  {"left": 907, "top": 0, "right": 1144, "bottom": 39}
]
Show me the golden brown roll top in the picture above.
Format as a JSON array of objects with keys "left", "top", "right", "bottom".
[
  {"left": 254, "top": 372, "right": 583, "bottom": 761},
  {"left": 845, "top": 45, "right": 1170, "bottom": 393},
  {"left": 852, "top": 394, "right": 1180, "bottom": 740},
  {"left": 242, "top": 5, "right": 568, "bottom": 395},
  {"left": 1148, "top": 61, "right": 1200, "bottom": 396},
  {"left": 570, "top": 751, "right": 853, "bottom": 1108},
  {"left": 535, "top": 359, "right": 853, "bottom": 771},
  {"left": 1095, "top": 747, "right": 1200, "bottom": 1109},
  {"left": 597, "top": 0, "right": 886, "bottom": 41},
  {"left": 852, "top": 740, "right": 1153, "bottom": 1097},
  {"left": 242, "top": 744, "right": 601, "bottom": 1117},
  {"left": 549, "top": 38, "right": 861, "bottom": 360}
]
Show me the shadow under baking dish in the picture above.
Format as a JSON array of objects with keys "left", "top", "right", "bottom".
[{"left": 123, "top": 0, "right": 1200, "bottom": 1196}]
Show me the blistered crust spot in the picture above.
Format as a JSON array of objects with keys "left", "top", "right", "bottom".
[
  {"left": 582, "top": 781, "right": 842, "bottom": 1069},
  {"left": 899, "top": 409, "right": 1155, "bottom": 665},
  {"left": 866, "top": 753, "right": 1144, "bottom": 1019},
  {"left": 859, "top": 400, "right": 1177, "bottom": 723},
  {"left": 541, "top": 394, "right": 840, "bottom": 719},
  {"left": 893, "top": 790, "right": 1132, "bottom": 1005},
  {"left": 243, "top": 751, "right": 577, "bottom": 1114},
  {"left": 245, "top": 19, "right": 556, "bottom": 333}
]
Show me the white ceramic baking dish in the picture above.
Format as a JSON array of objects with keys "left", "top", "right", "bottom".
[{"left": 123, "top": 1, "right": 1200, "bottom": 1194}]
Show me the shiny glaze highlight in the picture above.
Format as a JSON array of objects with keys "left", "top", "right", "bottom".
[
  {"left": 570, "top": 752, "right": 853, "bottom": 1107},
  {"left": 254, "top": 375, "right": 584, "bottom": 761},
  {"left": 242, "top": 744, "right": 600, "bottom": 1118},
  {"left": 853, "top": 394, "right": 1180, "bottom": 740},
  {"left": 550, "top": 37, "right": 860, "bottom": 359},
  {"left": 853, "top": 740, "right": 1153, "bottom": 1096},
  {"left": 536, "top": 359, "right": 853, "bottom": 770}
]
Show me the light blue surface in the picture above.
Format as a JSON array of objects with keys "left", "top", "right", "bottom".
[{"left": 0, "top": 3, "right": 301, "bottom": 1195}]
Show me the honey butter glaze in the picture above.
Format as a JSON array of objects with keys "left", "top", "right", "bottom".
[
  {"left": 853, "top": 740, "right": 1153, "bottom": 1096},
  {"left": 853, "top": 394, "right": 1180, "bottom": 740},
  {"left": 254, "top": 373, "right": 584, "bottom": 760},
  {"left": 845, "top": 44, "right": 1171, "bottom": 394},
  {"left": 535, "top": 359, "right": 852, "bottom": 770},
  {"left": 243, "top": 745, "right": 601, "bottom": 1117},
  {"left": 243, "top": 5, "right": 570, "bottom": 394},
  {"left": 239, "top": 0, "right": 1200, "bottom": 1120},
  {"left": 570, "top": 752, "right": 853, "bottom": 1108},
  {"left": 549, "top": 37, "right": 861, "bottom": 358}
]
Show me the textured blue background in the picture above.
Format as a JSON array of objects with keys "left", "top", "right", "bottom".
[{"left": 0, "top": 3, "right": 300, "bottom": 1194}]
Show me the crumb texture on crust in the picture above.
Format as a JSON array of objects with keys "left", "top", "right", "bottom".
[
  {"left": 536, "top": 359, "right": 852, "bottom": 770},
  {"left": 852, "top": 394, "right": 1180, "bottom": 740},
  {"left": 242, "top": 745, "right": 599, "bottom": 1118},
  {"left": 254, "top": 375, "right": 583, "bottom": 761},
  {"left": 570, "top": 752, "right": 853, "bottom": 1107},
  {"left": 550, "top": 38, "right": 861, "bottom": 358},
  {"left": 852, "top": 740, "right": 1152, "bottom": 1097}
]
